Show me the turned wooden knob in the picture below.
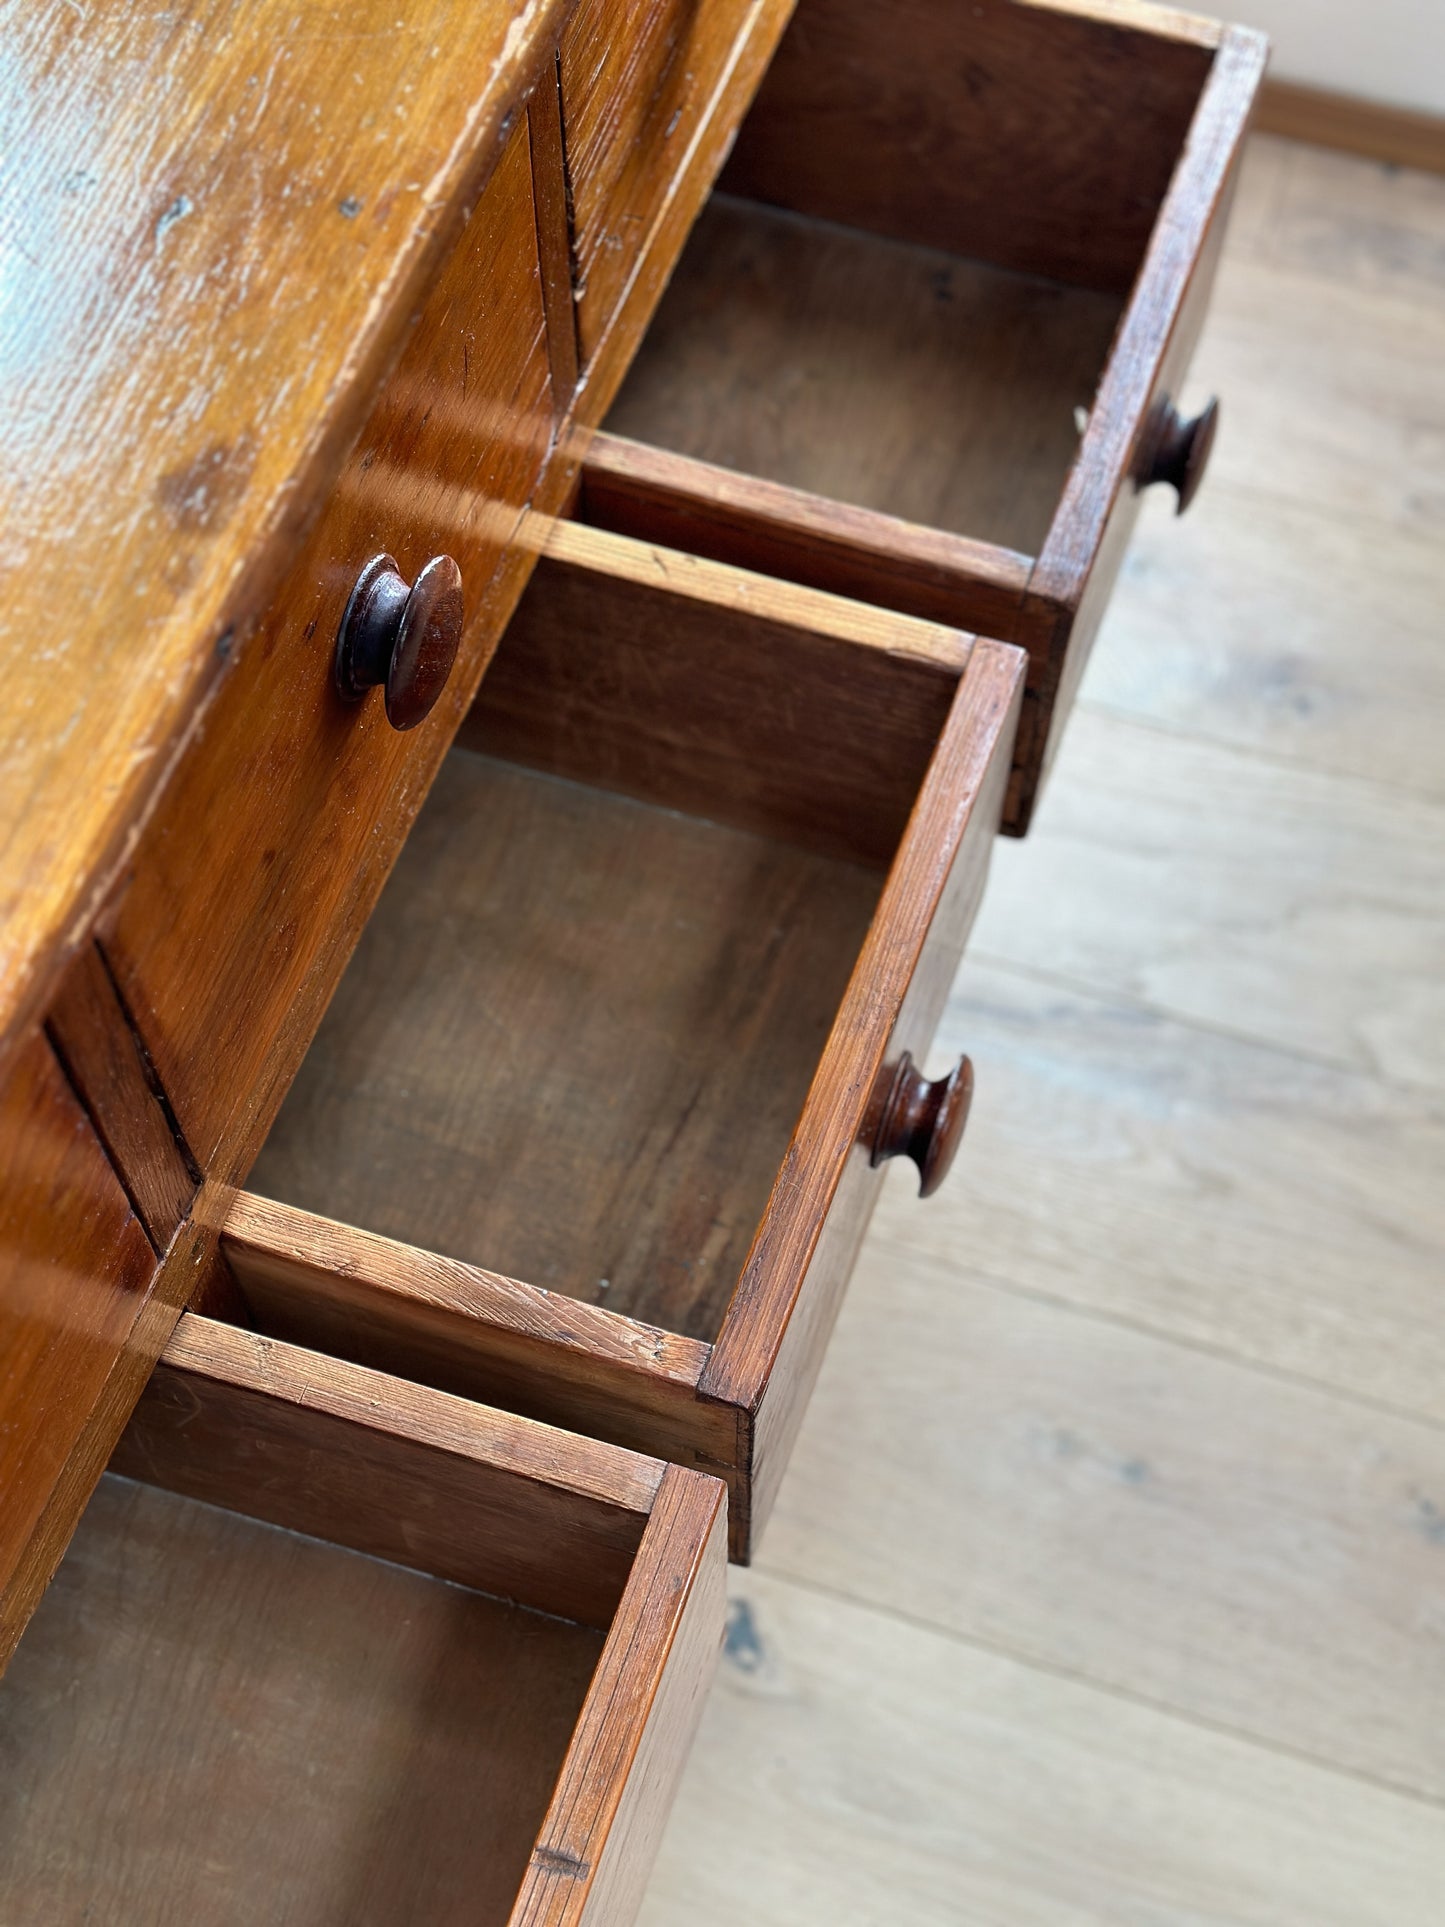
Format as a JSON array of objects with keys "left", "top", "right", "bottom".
[
  {"left": 1139, "top": 396, "right": 1218, "bottom": 514},
  {"left": 869, "top": 1051, "right": 973, "bottom": 1198},
  {"left": 334, "top": 553, "right": 464, "bottom": 729}
]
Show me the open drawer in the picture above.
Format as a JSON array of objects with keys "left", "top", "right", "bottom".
[
  {"left": 0, "top": 1313, "right": 725, "bottom": 1925},
  {"left": 217, "top": 522, "right": 1024, "bottom": 1559},
  {"left": 589, "top": 0, "right": 1268, "bottom": 831}
]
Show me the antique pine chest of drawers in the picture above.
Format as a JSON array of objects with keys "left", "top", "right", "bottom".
[{"left": 0, "top": 0, "right": 1265, "bottom": 1915}]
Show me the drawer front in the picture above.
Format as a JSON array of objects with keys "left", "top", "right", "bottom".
[
  {"left": 705, "top": 636, "right": 1025, "bottom": 1548},
  {"left": 104, "top": 113, "right": 558, "bottom": 1183},
  {"left": 0, "top": 1028, "right": 156, "bottom": 1667},
  {"left": 1013, "top": 28, "right": 1263, "bottom": 827},
  {"left": 560, "top": 0, "right": 759, "bottom": 364}
]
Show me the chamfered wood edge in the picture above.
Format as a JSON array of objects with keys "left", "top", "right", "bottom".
[
  {"left": 156, "top": 1313, "right": 665, "bottom": 1521},
  {"left": 0, "top": 4, "right": 578, "bottom": 1080},
  {"left": 510, "top": 1464, "right": 728, "bottom": 1925},
  {"left": 1256, "top": 76, "right": 1445, "bottom": 176},
  {"left": 223, "top": 1193, "right": 711, "bottom": 1397},
  {"left": 1008, "top": 20, "right": 1268, "bottom": 832},
  {"left": 577, "top": 431, "right": 1034, "bottom": 638},
  {"left": 699, "top": 638, "right": 1029, "bottom": 1414},
  {"left": 538, "top": 518, "right": 977, "bottom": 674}
]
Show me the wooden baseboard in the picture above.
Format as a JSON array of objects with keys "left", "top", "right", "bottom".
[{"left": 1256, "top": 78, "right": 1445, "bottom": 177}]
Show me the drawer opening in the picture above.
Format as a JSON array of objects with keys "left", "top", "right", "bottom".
[
  {"left": 245, "top": 524, "right": 974, "bottom": 1348},
  {"left": 0, "top": 1317, "right": 724, "bottom": 1923},
  {"left": 601, "top": 0, "right": 1218, "bottom": 563}
]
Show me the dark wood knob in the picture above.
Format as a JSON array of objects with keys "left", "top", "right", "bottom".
[
  {"left": 869, "top": 1051, "right": 973, "bottom": 1198},
  {"left": 334, "top": 553, "right": 464, "bottom": 729},
  {"left": 1139, "top": 396, "right": 1218, "bottom": 514}
]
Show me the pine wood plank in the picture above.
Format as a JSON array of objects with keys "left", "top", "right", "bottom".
[
  {"left": 1226, "top": 133, "right": 1445, "bottom": 299},
  {"left": 759, "top": 1256, "right": 1445, "bottom": 1800},
  {"left": 559, "top": 0, "right": 759, "bottom": 363},
  {"left": 1193, "top": 250, "right": 1445, "bottom": 535},
  {"left": 1082, "top": 480, "right": 1445, "bottom": 798},
  {"left": 969, "top": 706, "right": 1445, "bottom": 1092},
  {"left": 639, "top": 1570, "right": 1445, "bottom": 1926},
  {"left": 577, "top": 433, "right": 1032, "bottom": 643},
  {"left": 716, "top": 0, "right": 1217, "bottom": 293},
  {"left": 0, "top": 1031, "right": 157, "bottom": 1668},
  {"left": 0, "top": 0, "right": 570, "bottom": 1066},
  {"left": 875, "top": 960, "right": 1445, "bottom": 1424}
]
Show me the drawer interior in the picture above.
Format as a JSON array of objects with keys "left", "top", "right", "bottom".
[
  {"left": 601, "top": 0, "right": 1216, "bottom": 560},
  {"left": 247, "top": 525, "right": 969, "bottom": 1346},
  {"left": 1, "top": 1477, "right": 602, "bottom": 1924},
  {"left": 0, "top": 1317, "right": 721, "bottom": 1924}
]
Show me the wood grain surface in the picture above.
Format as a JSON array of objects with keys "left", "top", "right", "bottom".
[
  {"left": 607, "top": 194, "right": 1123, "bottom": 557},
  {"left": 514, "top": 1464, "right": 728, "bottom": 1925},
  {"left": 464, "top": 519, "right": 972, "bottom": 866},
  {"left": 45, "top": 942, "right": 197, "bottom": 1253},
  {"left": 714, "top": 642, "right": 1024, "bottom": 1551},
  {"left": 639, "top": 1570, "right": 1445, "bottom": 1926},
  {"left": 717, "top": 0, "right": 1217, "bottom": 292},
  {"left": 577, "top": 432, "right": 1032, "bottom": 643},
  {"left": 0, "top": 1475, "right": 606, "bottom": 1927},
  {"left": 104, "top": 113, "right": 556, "bottom": 1179},
  {"left": 223, "top": 1192, "right": 728, "bottom": 1466},
  {"left": 116, "top": 1314, "right": 662, "bottom": 1627},
  {"left": 0, "top": 0, "right": 570, "bottom": 1067},
  {"left": 249, "top": 749, "right": 880, "bottom": 1341},
  {"left": 0, "top": 1030, "right": 157, "bottom": 1668},
  {"left": 762, "top": 1243, "right": 1445, "bottom": 1799},
  {"left": 883, "top": 961, "right": 1445, "bottom": 1424},
  {"left": 971, "top": 706, "right": 1445, "bottom": 1093}
]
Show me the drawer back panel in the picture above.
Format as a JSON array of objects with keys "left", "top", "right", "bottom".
[{"left": 719, "top": 0, "right": 1216, "bottom": 294}]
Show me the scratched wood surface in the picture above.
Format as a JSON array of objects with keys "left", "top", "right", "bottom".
[
  {"left": 639, "top": 132, "right": 1445, "bottom": 1919},
  {"left": 0, "top": 0, "right": 569, "bottom": 1066}
]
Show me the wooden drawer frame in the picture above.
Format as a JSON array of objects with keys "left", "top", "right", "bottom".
[
  {"left": 589, "top": 0, "right": 1269, "bottom": 832},
  {"left": 1, "top": 1313, "right": 726, "bottom": 1925},
  {"left": 217, "top": 525, "right": 1025, "bottom": 1561}
]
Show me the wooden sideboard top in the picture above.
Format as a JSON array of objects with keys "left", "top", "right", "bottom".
[{"left": 0, "top": 0, "right": 569, "bottom": 1064}]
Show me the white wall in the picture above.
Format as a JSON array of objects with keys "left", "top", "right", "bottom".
[{"left": 1241, "top": 0, "right": 1445, "bottom": 117}]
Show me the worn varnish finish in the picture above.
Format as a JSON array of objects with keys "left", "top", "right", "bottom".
[
  {"left": 0, "top": 1315, "right": 726, "bottom": 1923},
  {"left": 104, "top": 116, "right": 556, "bottom": 1180},
  {"left": 1015, "top": 25, "right": 1269, "bottom": 823},
  {"left": 0, "top": 1032, "right": 157, "bottom": 1668},
  {"left": 559, "top": 0, "right": 760, "bottom": 362},
  {"left": 235, "top": 538, "right": 1023, "bottom": 1555},
  {"left": 606, "top": 2, "right": 1267, "bottom": 829},
  {"left": 577, "top": 432, "right": 1033, "bottom": 645},
  {"left": 44, "top": 943, "right": 198, "bottom": 1253},
  {"left": 0, "top": 0, "right": 571, "bottom": 1066},
  {"left": 0, "top": 0, "right": 798, "bottom": 1666}
]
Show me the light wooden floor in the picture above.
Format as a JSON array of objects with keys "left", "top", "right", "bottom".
[{"left": 639, "top": 135, "right": 1445, "bottom": 1924}]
